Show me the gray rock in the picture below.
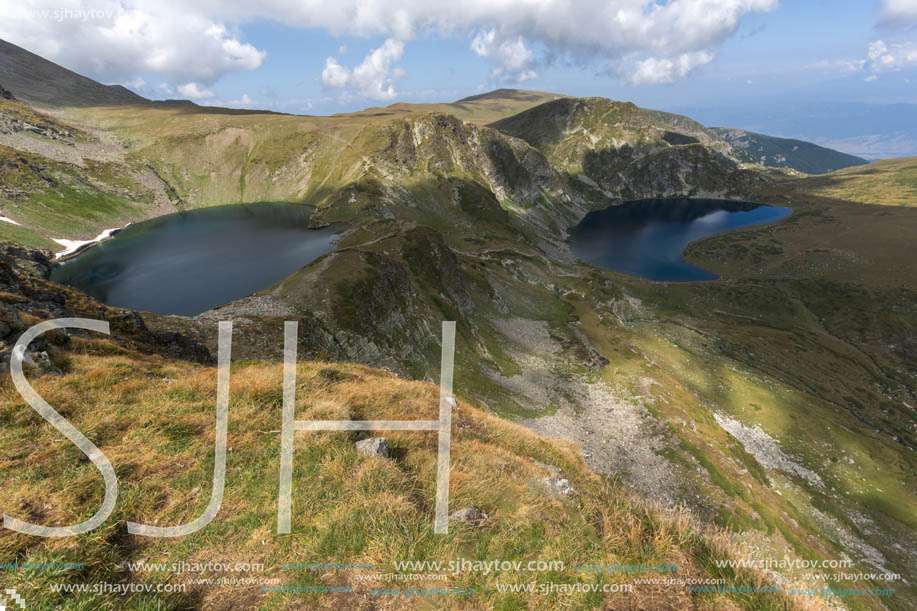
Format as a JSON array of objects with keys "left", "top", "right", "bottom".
[
  {"left": 532, "top": 477, "right": 576, "bottom": 498},
  {"left": 15, "top": 348, "right": 63, "bottom": 376},
  {"left": 355, "top": 437, "right": 390, "bottom": 459},
  {"left": 449, "top": 507, "right": 488, "bottom": 525}
]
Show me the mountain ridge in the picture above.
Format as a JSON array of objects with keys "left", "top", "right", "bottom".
[
  {"left": 0, "top": 38, "right": 148, "bottom": 107},
  {"left": 0, "top": 36, "right": 868, "bottom": 175},
  {"left": 712, "top": 127, "right": 868, "bottom": 174}
]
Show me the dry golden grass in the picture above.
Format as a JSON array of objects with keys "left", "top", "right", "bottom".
[{"left": 0, "top": 338, "right": 808, "bottom": 609}]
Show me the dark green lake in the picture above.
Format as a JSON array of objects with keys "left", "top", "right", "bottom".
[
  {"left": 50, "top": 203, "right": 338, "bottom": 316},
  {"left": 569, "top": 198, "right": 791, "bottom": 281}
]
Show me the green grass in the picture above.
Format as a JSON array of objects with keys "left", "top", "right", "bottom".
[
  {"left": 0, "top": 221, "right": 56, "bottom": 249},
  {"left": 787, "top": 157, "right": 917, "bottom": 206}
]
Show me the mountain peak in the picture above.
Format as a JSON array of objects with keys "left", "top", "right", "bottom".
[{"left": 455, "top": 88, "right": 564, "bottom": 103}]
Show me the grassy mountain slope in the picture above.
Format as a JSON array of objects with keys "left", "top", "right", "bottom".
[
  {"left": 786, "top": 157, "right": 917, "bottom": 206},
  {"left": 0, "top": 140, "right": 163, "bottom": 249},
  {"left": 713, "top": 128, "right": 867, "bottom": 174},
  {"left": 0, "top": 46, "right": 915, "bottom": 610},
  {"left": 0, "top": 39, "right": 147, "bottom": 108},
  {"left": 0, "top": 93, "right": 182, "bottom": 248}
]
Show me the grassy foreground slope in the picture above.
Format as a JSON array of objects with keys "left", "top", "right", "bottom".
[
  {"left": 787, "top": 157, "right": 917, "bottom": 206},
  {"left": 0, "top": 336, "right": 797, "bottom": 610}
]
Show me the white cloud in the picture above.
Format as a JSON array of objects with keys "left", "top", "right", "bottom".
[
  {"left": 864, "top": 74, "right": 878, "bottom": 82},
  {"left": 229, "top": 93, "right": 254, "bottom": 107},
  {"left": 810, "top": 58, "right": 865, "bottom": 73},
  {"left": 866, "top": 39, "right": 917, "bottom": 72},
  {"left": 0, "top": 0, "right": 265, "bottom": 85},
  {"left": 321, "top": 58, "right": 352, "bottom": 89},
  {"left": 881, "top": 0, "right": 917, "bottom": 24},
  {"left": 625, "top": 50, "right": 714, "bottom": 85},
  {"left": 471, "top": 29, "right": 537, "bottom": 82},
  {"left": 124, "top": 76, "right": 146, "bottom": 91},
  {"left": 177, "top": 82, "right": 215, "bottom": 100},
  {"left": 0, "top": 0, "right": 778, "bottom": 90},
  {"left": 321, "top": 38, "right": 405, "bottom": 100},
  {"left": 815, "top": 39, "right": 917, "bottom": 78}
]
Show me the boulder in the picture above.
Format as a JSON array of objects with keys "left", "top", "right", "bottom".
[
  {"left": 449, "top": 507, "right": 488, "bottom": 525},
  {"left": 355, "top": 437, "right": 390, "bottom": 459}
]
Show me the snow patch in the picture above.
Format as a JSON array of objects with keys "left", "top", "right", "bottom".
[
  {"left": 0, "top": 215, "right": 21, "bottom": 226},
  {"left": 52, "top": 225, "right": 128, "bottom": 259}
]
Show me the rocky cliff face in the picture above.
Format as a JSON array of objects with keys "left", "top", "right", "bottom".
[
  {"left": 490, "top": 97, "right": 766, "bottom": 200},
  {"left": 0, "top": 81, "right": 13, "bottom": 100},
  {"left": 492, "top": 97, "right": 725, "bottom": 163}
]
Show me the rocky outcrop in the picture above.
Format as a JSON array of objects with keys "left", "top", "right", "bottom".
[
  {"left": 0, "top": 240, "right": 53, "bottom": 276},
  {"left": 615, "top": 144, "right": 768, "bottom": 198},
  {"left": 491, "top": 96, "right": 723, "bottom": 161},
  {"left": 0, "top": 101, "right": 75, "bottom": 141},
  {"left": 0, "top": 82, "right": 14, "bottom": 100},
  {"left": 365, "top": 113, "right": 568, "bottom": 212},
  {"left": 488, "top": 97, "right": 769, "bottom": 201}
]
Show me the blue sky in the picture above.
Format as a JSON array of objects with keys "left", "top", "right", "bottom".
[
  {"left": 1, "top": 1, "right": 915, "bottom": 155},
  {"left": 168, "top": 1, "right": 917, "bottom": 115}
]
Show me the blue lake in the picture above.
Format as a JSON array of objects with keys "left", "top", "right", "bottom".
[
  {"left": 569, "top": 198, "right": 791, "bottom": 281},
  {"left": 50, "top": 203, "right": 338, "bottom": 316}
]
